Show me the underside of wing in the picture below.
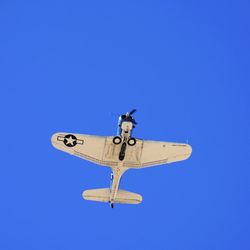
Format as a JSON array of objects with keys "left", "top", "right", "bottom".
[
  {"left": 51, "top": 132, "right": 110, "bottom": 166},
  {"left": 138, "top": 140, "right": 192, "bottom": 168},
  {"left": 51, "top": 133, "right": 192, "bottom": 168},
  {"left": 51, "top": 132, "right": 143, "bottom": 167}
]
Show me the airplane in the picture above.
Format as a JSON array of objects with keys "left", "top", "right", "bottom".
[{"left": 51, "top": 109, "right": 192, "bottom": 208}]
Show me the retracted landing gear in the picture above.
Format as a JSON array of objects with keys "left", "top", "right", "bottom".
[
  {"left": 113, "top": 136, "right": 122, "bottom": 145},
  {"left": 128, "top": 137, "right": 136, "bottom": 146}
]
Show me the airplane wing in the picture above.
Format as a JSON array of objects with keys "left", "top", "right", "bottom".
[
  {"left": 51, "top": 132, "right": 140, "bottom": 167},
  {"left": 51, "top": 132, "right": 112, "bottom": 167},
  {"left": 51, "top": 133, "right": 192, "bottom": 168},
  {"left": 137, "top": 140, "right": 192, "bottom": 168}
]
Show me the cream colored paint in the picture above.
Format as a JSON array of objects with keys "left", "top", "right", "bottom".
[{"left": 51, "top": 132, "right": 192, "bottom": 205}]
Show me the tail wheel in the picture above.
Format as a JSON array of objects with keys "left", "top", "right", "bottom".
[
  {"left": 128, "top": 138, "right": 136, "bottom": 146},
  {"left": 113, "top": 136, "right": 122, "bottom": 145}
]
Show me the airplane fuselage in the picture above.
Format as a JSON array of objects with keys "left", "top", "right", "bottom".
[
  {"left": 117, "top": 115, "right": 134, "bottom": 137},
  {"left": 109, "top": 116, "right": 137, "bottom": 207}
]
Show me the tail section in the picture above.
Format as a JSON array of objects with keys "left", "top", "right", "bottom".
[
  {"left": 115, "top": 189, "right": 142, "bottom": 204},
  {"left": 83, "top": 188, "right": 110, "bottom": 202},
  {"left": 82, "top": 188, "right": 142, "bottom": 205}
]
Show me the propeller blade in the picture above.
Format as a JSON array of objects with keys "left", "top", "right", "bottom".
[{"left": 129, "top": 109, "right": 137, "bottom": 115}]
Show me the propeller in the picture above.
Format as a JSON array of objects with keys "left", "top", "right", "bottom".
[
  {"left": 123, "top": 109, "right": 137, "bottom": 125},
  {"left": 128, "top": 109, "right": 137, "bottom": 116}
]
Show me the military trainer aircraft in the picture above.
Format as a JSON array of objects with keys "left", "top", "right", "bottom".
[{"left": 51, "top": 109, "right": 192, "bottom": 208}]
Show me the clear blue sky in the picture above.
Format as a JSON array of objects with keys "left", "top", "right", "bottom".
[{"left": 1, "top": 1, "right": 250, "bottom": 249}]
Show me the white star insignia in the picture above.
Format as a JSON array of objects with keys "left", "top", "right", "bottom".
[{"left": 65, "top": 135, "right": 76, "bottom": 145}]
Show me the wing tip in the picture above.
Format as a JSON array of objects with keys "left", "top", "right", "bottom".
[
  {"left": 51, "top": 132, "right": 68, "bottom": 149},
  {"left": 51, "top": 132, "right": 61, "bottom": 147},
  {"left": 185, "top": 143, "right": 192, "bottom": 159}
]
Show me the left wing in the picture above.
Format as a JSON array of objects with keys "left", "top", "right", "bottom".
[
  {"left": 137, "top": 140, "right": 192, "bottom": 168},
  {"left": 119, "top": 139, "right": 192, "bottom": 168}
]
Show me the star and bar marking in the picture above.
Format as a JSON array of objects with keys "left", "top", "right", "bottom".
[{"left": 57, "top": 134, "right": 84, "bottom": 147}]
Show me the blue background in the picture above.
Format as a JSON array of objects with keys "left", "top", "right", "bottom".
[{"left": 1, "top": 1, "right": 250, "bottom": 249}]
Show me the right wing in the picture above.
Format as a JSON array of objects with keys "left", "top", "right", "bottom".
[
  {"left": 51, "top": 132, "right": 113, "bottom": 167},
  {"left": 51, "top": 132, "right": 139, "bottom": 167}
]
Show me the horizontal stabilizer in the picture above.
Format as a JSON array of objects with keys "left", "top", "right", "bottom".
[
  {"left": 115, "top": 189, "right": 142, "bottom": 204},
  {"left": 83, "top": 188, "right": 110, "bottom": 202},
  {"left": 82, "top": 188, "right": 142, "bottom": 204}
]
